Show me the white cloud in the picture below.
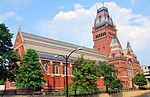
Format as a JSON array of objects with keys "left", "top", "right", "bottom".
[
  {"left": 37, "top": 2, "right": 150, "bottom": 52},
  {"left": 37, "top": 4, "right": 96, "bottom": 47},
  {"left": 106, "top": 2, "right": 150, "bottom": 51},
  {"left": 0, "top": 11, "right": 22, "bottom": 22}
]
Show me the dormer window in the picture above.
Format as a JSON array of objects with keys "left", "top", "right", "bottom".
[
  {"left": 128, "top": 60, "right": 132, "bottom": 68},
  {"left": 99, "top": 16, "right": 101, "bottom": 22},
  {"left": 127, "top": 51, "right": 131, "bottom": 55},
  {"left": 112, "top": 53, "right": 115, "bottom": 58}
]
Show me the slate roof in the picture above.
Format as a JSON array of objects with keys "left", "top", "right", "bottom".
[{"left": 21, "top": 32, "right": 106, "bottom": 62}]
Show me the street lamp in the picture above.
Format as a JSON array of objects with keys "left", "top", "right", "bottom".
[{"left": 54, "top": 47, "right": 82, "bottom": 97}]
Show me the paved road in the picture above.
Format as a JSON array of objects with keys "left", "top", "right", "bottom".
[
  {"left": 109, "top": 92, "right": 150, "bottom": 97},
  {"left": 137, "top": 93, "right": 150, "bottom": 97}
]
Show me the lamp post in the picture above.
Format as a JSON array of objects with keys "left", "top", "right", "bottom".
[{"left": 54, "top": 47, "right": 82, "bottom": 97}]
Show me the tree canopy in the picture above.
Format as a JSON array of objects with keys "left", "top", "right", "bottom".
[
  {"left": 69, "top": 57, "right": 122, "bottom": 94},
  {"left": 0, "top": 23, "right": 19, "bottom": 81},
  {"left": 16, "top": 49, "right": 45, "bottom": 90},
  {"left": 98, "top": 61, "right": 122, "bottom": 92},
  {"left": 133, "top": 73, "right": 147, "bottom": 88},
  {"left": 69, "top": 56, "right": 100, "bottom": 95}
]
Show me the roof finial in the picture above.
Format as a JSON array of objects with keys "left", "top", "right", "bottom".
[
  {"left": 102, "top": 2, "right": 105, "bottom": 7},
  {"left": 106, "top": 4, "right": 108, "bottom": 9},
  {"left": 127, "top": 41, "right": 132, "bottom": 49},
  {"left": 96, "top": 4, "right": 98, "bottom": 10},
  {"left": 18, "top": 25, "right": 22, "bottom": 32}
]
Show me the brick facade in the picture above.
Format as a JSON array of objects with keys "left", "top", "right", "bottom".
[
  {"left": 92, "top": 6, "right": 141, "bottom": 88},
  {"left": 6, "top": 6, "right": 141, "bottom": 90}
]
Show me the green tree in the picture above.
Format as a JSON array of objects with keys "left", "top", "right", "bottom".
[
  {"left": 0, "top": 23, "right": 19, "bottom": 82},
  {"left": 98, "top": 61, "right": 121, "bottom": 92},
  {"left": 111, "top": 79, "right": 122, "bottom": 91},
  {"left": 0, "top": 79, "right": 5, "bottom": 85},
  {"left": 8, "top": 52, "right": 20, "bottom": 82},
  {"left": 16, "top": 49, "right": 45, "bottom": 91},
  {"left": 69, "top": 56, "right": 100, "bottom": 95},
  {"left": 133, "top": 73, "right": 147, "bottom": 89}
]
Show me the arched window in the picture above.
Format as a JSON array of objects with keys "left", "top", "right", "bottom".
[
  {"left": 128, "top": 60, "right": 132, "bottom": 68},
  {"left": 128, "top": 70, "right": 134, "bottom": 77},
  {"left": 44, "top": 64, "right": 48, "bottom": 72},
  {"left": 112, "top": 53, "right": 115, "bottom": 58},
  {"left": 63, "top": 66, "right": 67, "bottom": 75},
  {"left": 53, "top": 63, "right": 59, "bottom": 74},
  {"left": 123, "top": 69, "right": 126, "bottom": 76},
  {"left": 72, "top": 67, "right": 75, "bottom": 75}
]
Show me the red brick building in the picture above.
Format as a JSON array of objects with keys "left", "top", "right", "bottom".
[
  {"left": 6, "top": 6, "right": 141, "bottom": 90},
  {"left": 8, "top": 27, "right": 106, "bottom": 90},
  {"left": 92, "top": 6, "right": 141, "bottom": 88}
]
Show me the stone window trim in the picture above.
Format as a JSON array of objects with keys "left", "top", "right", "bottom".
[
  {"left": 53, "top": 63, "right": 60, "bottom": 74},
  {"left": 44, "top": 63, "right": 49, "bottom": 73}
]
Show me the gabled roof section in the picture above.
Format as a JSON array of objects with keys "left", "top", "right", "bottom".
[
  {"left": 13, "top": 25, "right": 24, "bottom": 49},
  {"left": 110, "top": 37, "right": 120, "bottom": 47},
  {"left": 20, "top": 32, "right": 106, "bottom": 61},
  {"left": 109, "top": 37, "right": 123, "bottom": 59},
  {"left": 123, "top": 42, "right": 135, "bottom": 58}
]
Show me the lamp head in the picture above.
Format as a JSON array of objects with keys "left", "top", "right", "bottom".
[
  {"left": 77, "top": 47, "right": 82, "bottom": 51},
  {"left": 54, "top": 55, "right": 58, "bottom": 58}
]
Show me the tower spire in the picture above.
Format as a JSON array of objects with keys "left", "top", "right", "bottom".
[
  {"left": 18, "top": 25, "right": 22, "bottom": 32},
  {"left": 92, "top": 5, "right": 117, "bottom": 57},
  {"left": 102, "top": 2, "right": 104, "bottom": 7},
  {"left": 127, "top": 41, "right": 132, "bottom": 50},
  {"left": 95, "top": 4, "right": 114, "bottom": 29}
]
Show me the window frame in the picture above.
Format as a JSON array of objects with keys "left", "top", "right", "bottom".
[{"left": 53, "top": 63, "right": 60, "bottom": 74}]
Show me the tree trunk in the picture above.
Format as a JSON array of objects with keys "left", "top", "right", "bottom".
[
  {"left": 106, "top": 86, "right": 108, "bottom": 93},
  {"left": 74, "top": 89, "right": 77, "bottom": 96}
]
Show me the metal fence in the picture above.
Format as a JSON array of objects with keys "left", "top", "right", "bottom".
[{"left": 0, "top": 89, "right": 101, "bottom": 97}]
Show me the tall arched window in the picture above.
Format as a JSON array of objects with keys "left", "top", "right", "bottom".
[
  {"left": 128, "top": 60, "right": 132, "bottom": 68},
  {"left": 53, "top": 63, "right": 59, "bottom": 74},
  {"left": 44, "top": 64, "right": 48, "bottom": 72},
  {"left": 72, "top": 67, "right": 75, "bottom": 75},
  {"left": 63, "top": 66, "right": 67, "bottom": 75},
  {"left": 123, "top": 69, "right": 126, "bottom": 76}
]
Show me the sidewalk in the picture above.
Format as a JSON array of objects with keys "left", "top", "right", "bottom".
[{"left": 99, "top": 90, "right": 150, "bottom": 97}]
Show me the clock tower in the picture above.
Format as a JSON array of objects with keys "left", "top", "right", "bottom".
[{"left": 92, "top": 6, "right": 117, "bottom": 57}]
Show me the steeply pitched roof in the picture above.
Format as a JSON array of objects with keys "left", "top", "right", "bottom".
[
  {"left": 109, "top": 37, "right": 123, "bottom": 59},
  {"left": 20, "top": 32, "right": 106, "bottom": 61},
  {"left": 109, "top": 37, "right": 121, "bottom": 48}
]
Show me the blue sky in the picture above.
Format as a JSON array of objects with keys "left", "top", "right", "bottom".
[{"left": 0, "top": 0, "right": 150, "bottom": 65}]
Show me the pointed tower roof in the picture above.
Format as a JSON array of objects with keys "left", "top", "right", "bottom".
[
  {"left": 122, "top": 41, "right": 135, "bottom": 57},
  {"left": 18, "top": 25, "right": 22, "bottom": 32},
  {"left": 110, "top": 37, "right": 120, "bottom": 47},
  {"left": 126, "top": 42, "right": 132, "bottom": 50},
  {"left": 109, "top": 37, "right": 123, "bottom": 59},
  {"left": 94, "top": 5, "right": 114, "bottom": 29}
]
